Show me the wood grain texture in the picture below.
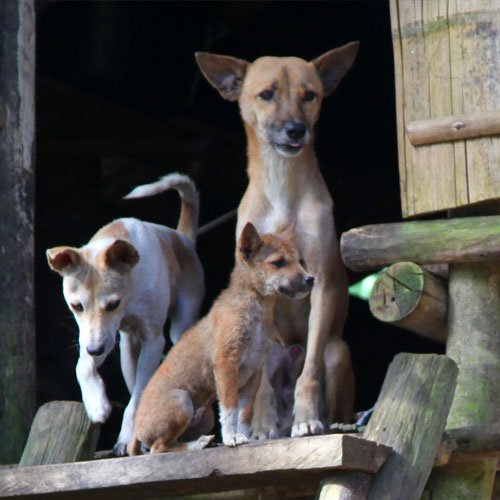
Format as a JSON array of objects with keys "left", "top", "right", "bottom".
[
  {"left": 317, "top": 472, "right": 371, "bottom": 500},
  {"left": 0, "top": 0, "right": 36, "bottom": 464},
  {"left": 363, "top": 353, "right": 458, "bottom": 500},
  {"left": 0, "top": 434, "right": 390, "bottom": 499},
  {"left": 341, "top": 214, "right": 500, "bottom": 271},
  {"left": 369, "top": 262, "right": 448, "bottom": 342},
  {"left": 19, "top": 402, "right": 100, "bottom": 466},
  {"left": 390, "top": 0, "right": 500, "bottom": 217}
]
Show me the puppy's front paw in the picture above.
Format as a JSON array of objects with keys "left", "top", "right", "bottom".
[
  {"left": 84, "top": 395, "right": 112, "bottom": 423},
  {"left": 291, "top": 419, "right": 324, "bottom": 437},
  {"left": 251, "top": 424, "right": 280, "bottom": 441},
  {"left": 223, "top": 433, "right": 249, "bottom": 447},
  {"left": 113, "top": 441, "right": 128, "bottom": 457}
]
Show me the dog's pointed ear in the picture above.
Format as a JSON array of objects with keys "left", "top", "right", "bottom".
[
  {"left": 46, "top": 246, "right": 81, "bottom": 275},
  {"left": 195, "top": 52, "right": 249, "bottom": 101},
  {"left": 104, "top": 240, "right": 140, "bottom": 270},
  {"left": 238, "top": 222, "right": 262, "bottom": 261},
  {"left": 312, "top": 41, "right": 359, "bottom": 96}
]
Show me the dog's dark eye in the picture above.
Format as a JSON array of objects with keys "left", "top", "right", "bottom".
[
  {"left": 259, "top": 89, "right": 274, "bottom": 101},
  {"left": 105, "top": 300, "right": 121, "bottom": 312},
  {"left": 272, "top": 258, "right": 287, "bottom": 269},
  {"left": 71, "top": 303, "right": 83, "bottom": 313},
  {"left": 303, "top": 91, "right": 317, "bottom": 102}
]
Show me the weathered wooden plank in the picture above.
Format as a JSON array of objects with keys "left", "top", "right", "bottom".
[
  {"left": 363, "top": 353, "right": 458, "bottom": 500},
  {"left": 0, "top": 0, "right": 36, "bottom": 464},
  {"left": 407, "top": 112, "right": 500, "bottom": 146},
  {"left": 340, "top": 215, "right": 500, "bottom": 271},
  {"left": 19, "top": 402, "right": 100, "bottom": 466},
  {"left": 0, "top": 434, "right": 390, "bottom": 499},
  {"left": 369, "top": 262, "right": 447, "bottom": 343},
  {"left": 426, "top": 261, "right": 500, "bottom": 498}
]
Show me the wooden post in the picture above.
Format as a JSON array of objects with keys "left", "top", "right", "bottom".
[
  {"left": 317, "top": 472, "right": 371, "bottom": 500},
  {"left": 426, "top": 262, "right": 500, "bottom": 499},
  {"left": 0, "top": 0, "right": 36, "bottom": 464},
  {"left": 369, "top": 262, "right": 447, "bottom": 342},
  {"left": 19, "top": 402, "right": 100, "bottom": 466},
  {"left": 363, "top": 353, "right": 458, "bottom": 500}
]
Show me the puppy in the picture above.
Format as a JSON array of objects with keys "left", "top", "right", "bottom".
[
  {"left": 129, "top": 222, "right": 313, "bottom": 454},
  {"left": 196, "top": 43, "right": 358, "bottom": 437},
  {"left": 47, "top": 173, "right": 204, "bottom": 455}
]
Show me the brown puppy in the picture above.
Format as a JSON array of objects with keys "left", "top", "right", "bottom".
[
  {"left": 129, "top": 223, "right": 313, "bottom": 454},
  {"left": 196, "top": 43, "right": 358, "bottom": 438}
]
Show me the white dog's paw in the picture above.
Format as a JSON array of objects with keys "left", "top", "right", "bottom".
[
  {"left": 113, "top": 441, "right": 128, "bottom": 457},
  {"left": 251, "top": 425, "right": 280, "bottom": 441},
  {"left": 223, "top": 433, "right": 249, "bottom": 447},
  {"left": 84, "top": 395, "right": 112, "bottom": 423},
  {"left": 291, "top": 419, "right": 324, "bottom": 438},
  {"left": 188, "top": 434, "right": 215, "bottom": 451}
]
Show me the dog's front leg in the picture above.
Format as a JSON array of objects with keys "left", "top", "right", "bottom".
[
  {"left": 291, "top": 280, "right": 336, "bottom": 437},
  {"left": 250, "top": 370, "right": 279, "bottom": 440},
  {"left": 215, "top": 359, "right": 248, "bottom": 447},
  {"left": 76, "top": 351, "right": 112, "bottom": 424},
  {"left": 114, "top": 334, "right": 165, "bottom": 456},
  {"left": 237, "top": 370, "right": 263, "bottom": 439}
]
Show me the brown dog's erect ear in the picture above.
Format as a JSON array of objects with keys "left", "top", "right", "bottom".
[
  {"left": 312, "top": 41, "right": 359, "bottom": 96},
  {"left": 195, "top": 52, "right": 249, "bottom": 102},
  {"left": 46, "top": 246, "right": 81, "bottom": 275},
  {"left": 238, "top": 222, "right": 262, "bottom": 261},
  {"left": 104, "top": 240, "right": 140, "bottom": 270}
]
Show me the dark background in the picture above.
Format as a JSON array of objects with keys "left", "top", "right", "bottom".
[{"left": 35, "top": 1, "right": 443, "bottom": 450}]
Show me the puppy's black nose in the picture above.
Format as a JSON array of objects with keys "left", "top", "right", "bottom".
[
  {"left": 285, "top": 121, "right": 306, "bottom": 141},
  {"left": 305, "top": 275, "right": 315, "bottom": 286},
  {"left": 87, "top": 344, "right": 105, "bottom": 357}
]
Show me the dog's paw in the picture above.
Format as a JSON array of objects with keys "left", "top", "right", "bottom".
[
  {"left": 189, "top": 434, "right": 215, "bottom": 451},
  {"left": 251, "top": 425, "right": 280, "bottom": 441},
  {"left": 291, "top": 419, "right": 324, "bottom": 438},
  {"left": 223, "top": 433, "right": 249, "bottom": 447},
  {"left": 113, "top": 441, "right": 129, "bottom": 457},
  {"left": 84, "top": 396, "right": 112, "bottom": 423}
]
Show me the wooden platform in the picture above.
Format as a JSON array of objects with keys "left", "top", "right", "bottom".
[{"left": 0, "top": 434, "right": 390, "bottom": 499}]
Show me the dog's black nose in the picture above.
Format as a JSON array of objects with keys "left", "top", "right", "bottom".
[
  {"left": 285, "top": 121, "right": 306, "bottom": 141},
  {"left": 87, "top": 344, "right": 105, "bottom": 357},
  {"left": 305, "top": 275, "right": 315, "bottom": 286}
]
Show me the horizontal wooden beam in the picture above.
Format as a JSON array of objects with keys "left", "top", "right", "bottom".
[
  {"left": 406, "top": 111, "right": 500, "bottom": 146},
  {"left": 0, "top": 434, "right": 390, "bottom": 499},
  {"left": 369, "top": 262, "right": 448, "bottom": 343},
  {"left": 340, "top": 215, "right": 500, "bottom": 272}
]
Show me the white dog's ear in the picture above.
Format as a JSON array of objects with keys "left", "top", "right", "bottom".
[
  {"left": 195, "top": 52, "right": 249, "bottom": 101},
  {"left": 46, "top": 246, "right": 81, "bottom": 275},
  {"left": 104, "top": 240, "right": 139, "bottom": 270},
  {"left": 312, "top": 41, "right": 359, "bottom": 96},
  {"left": 238, "top": 222, "right": 262, "bottom": 261}
]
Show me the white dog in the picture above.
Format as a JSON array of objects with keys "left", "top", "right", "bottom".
[{"left": 47, "top": 173, "right": 205, "bottom": 455}]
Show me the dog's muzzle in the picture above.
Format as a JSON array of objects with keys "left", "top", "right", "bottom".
[{"left": 269, "top": 120, "right": 310, "bottom": 157}]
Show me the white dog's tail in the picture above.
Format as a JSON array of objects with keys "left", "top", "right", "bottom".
[{"left": 124, "top": 173, "right": 199, "bottom": 241}]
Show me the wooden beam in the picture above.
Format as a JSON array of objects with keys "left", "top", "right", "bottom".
[
  {"left": 0, "top": 0, "right": 36, "bottom": 464},
  {"left": 363, "top": 353, "right": 458, "bottom": 500},
  {"left": 369, "top": 262, "right": 448, "bottom": 343},
  {"left": 406, "top": 111, "right": 500, "bottom": 146},
  {"left": 0, "top": 434, "right": 390, "bottom": 499},
  {"left": 340, "top": 215, "right": 500, "bottom": 271},
  {"left": 19, "top": 402, "right": 100, "bottom": 466}
]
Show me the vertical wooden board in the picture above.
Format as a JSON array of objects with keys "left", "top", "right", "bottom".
[{"left": 390, "top": 0, "right": 408, "bottom": 217}]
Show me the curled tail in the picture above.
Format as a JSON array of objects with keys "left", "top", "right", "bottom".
[{"left": 124, "top": 173, "right": 199, "bottom": 241}]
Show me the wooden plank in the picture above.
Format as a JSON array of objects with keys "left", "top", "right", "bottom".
[
  {"left": 0, "top": 434, "right": 390, "bottom": 499},
  {"left": 0, "top": 0, "right": 36, "bottom": 464},
  {"left": 340, "top": 214, "right": 500, "bottom": 271},
  {"left": 407, "top": 112, "right": 500, "bottom": 146},
  {"left": 369, "top": 262, "right": 448, "bottom": 343},
  {"left": 19, "top": 402, "right": 100, "bottom": 466},
  {"left": 363, "top": 353, "right": 458, "bottom": 500},
  {"left": 426, "top": 260, "right": 500, "bottom": 498}
]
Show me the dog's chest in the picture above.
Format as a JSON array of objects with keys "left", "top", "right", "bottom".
[{"left": 238, "top": 320, "right": 270, "bottom": 385}]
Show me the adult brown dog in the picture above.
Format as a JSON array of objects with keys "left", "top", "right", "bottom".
[
  {"left": 196, "top": 42, "right": 358, "bottom": 438},
  {"left": 129, "top": 223, "right": 314, "bottom": 454}
]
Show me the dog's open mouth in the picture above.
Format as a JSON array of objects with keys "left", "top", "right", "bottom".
[{"left": 275, "top": 143, "right": 304, "bottom": 156}]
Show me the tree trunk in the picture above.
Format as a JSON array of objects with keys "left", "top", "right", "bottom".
[{"left": 0, "top": 0, "right": 36, "bottom": 464}]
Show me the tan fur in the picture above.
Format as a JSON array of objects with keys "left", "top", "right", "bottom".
[
  {"left": 129, "top": 223, "right": 314, "bottom": 454},
  {"left": 196, "top": 43, "right": 359, "bottom": 437}
]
